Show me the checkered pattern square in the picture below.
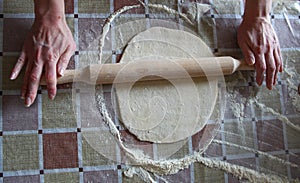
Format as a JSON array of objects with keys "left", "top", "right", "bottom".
[
  {"left": 43, "top": 133, "right": 78, "bottom": 169},
  {"left": 3, "top": 134, "right": 39, "bottom": 171}
]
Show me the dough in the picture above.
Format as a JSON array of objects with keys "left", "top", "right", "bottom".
[{"left": 115, "top": 27, "right": 218, "bottom": 143}]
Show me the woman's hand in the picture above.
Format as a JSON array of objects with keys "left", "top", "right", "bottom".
[
  {"left": 238, "top": 0, "right": 282, "bottom": 90},
  {"left": 10, "top": 0, "right": 76, "bottom": 107}
]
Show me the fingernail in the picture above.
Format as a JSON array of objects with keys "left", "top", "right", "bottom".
[
  {"left": 10, "top": 72, "right": 17, "bottom": 80},
  {"left": 278, "top": 66, "right": 282, "bottom": 72},
  {"left": 257, "top": 80, "right": 263, "bottom": 86},
  {"left": 268, "top": 85, "right": 272, "bottom": 90},
  {"left": 25, "top": 97, "right": 32, "bottom": 107},
  {"left": 21, "top": 91, "right": 25, "bottom": 100},
  {"left": 249, "top": 57, "right": 255, "bottom": 65},
  {"left": 49, "top": 94, "right": 55, "bottom": 100},
  {"left": 59, "top": 68, "right": 64, "bottom": 76}
]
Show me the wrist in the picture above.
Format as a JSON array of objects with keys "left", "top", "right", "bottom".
[
  {"left": 243, "top": 0, "right": 272, "bottom": 20},
  {"left": 34, "top": 0, "right": 65, "bottom": 25}
]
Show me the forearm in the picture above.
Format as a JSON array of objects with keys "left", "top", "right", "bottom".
[
  {"left": 238, "top": 0, "right": 282, "bottom": 90},
  {"left": 243, "top": 0, "right": 272, "bottom": 20},
  {"left": 34, "top": 0, "right": 65, "bottom": 24}
]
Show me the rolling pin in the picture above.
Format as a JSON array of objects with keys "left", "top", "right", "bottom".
[{"left": 40, "top": 56, "right": 254, "bottom": 85}]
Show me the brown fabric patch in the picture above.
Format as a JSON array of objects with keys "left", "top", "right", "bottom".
[{"left": 43, "top": 133, "right": 78, "bottom": 169}]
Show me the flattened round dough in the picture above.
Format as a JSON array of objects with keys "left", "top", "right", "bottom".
[{"left": 116, "top": 27, "right": 218, "bottom": 143}]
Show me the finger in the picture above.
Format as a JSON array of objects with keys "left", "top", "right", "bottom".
[
  {"left": 273, "top": 66, "right": 278, "bottom": 86},
  {"left": 272, "top": 33, "right": 282, "bottom": 72},
  {"left": 254, "top": 53, "right": 266, "bottom": 86},
  {"left": 25, "top": 58, "right": 44, "bottom": 107},
  {"left": 45, "top": 53, "right": 58, "bottom": 100},
  {"left": 57, "top": 45, "right": 75, "bottom": 76},
  {"left": 273, "top": 47, "right": 282, "bottom": 85},
  {"left": 275, "top": 46, "right": 283, "bottom": 72},
  {"left": 45, "top": 64, "right": 57, "bottom": 100},
  {"left": 21, "top": 51, "right": 34, "bottom": 99},
  {"left": 10, "top": 50, "right": 27, "bottom": 80},
  {"left": 265, "top": 52, "right": 276, "bottom": 90},
  {"left": 21, "top": 56, "right": 33, "bottom": 100},
  {"left": 25, "top": 47, "right": 44, "bottom": 107},
  {"left": 239, "top": 42, "right": 255, "bottom": 65}
]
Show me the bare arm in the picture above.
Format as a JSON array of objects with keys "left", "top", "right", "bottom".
[
  {"left": 238, "top": 0, "right": 282, "bottom": 90},
  {"left": 10, "top": 0, "right": 76, "bottom": 107}
]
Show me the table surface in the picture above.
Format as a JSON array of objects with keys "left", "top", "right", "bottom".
[{"left": 0, "top": 0, "right": 299, "bottom": 182}]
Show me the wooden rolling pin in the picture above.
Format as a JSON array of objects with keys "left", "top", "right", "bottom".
[{"left": 40, "top": 56, "right": 254, "bottom": 85}]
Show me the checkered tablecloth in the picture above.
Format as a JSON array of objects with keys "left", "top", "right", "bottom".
[{"left": 0, "top": 0, "right": 299, "bottom": 182}]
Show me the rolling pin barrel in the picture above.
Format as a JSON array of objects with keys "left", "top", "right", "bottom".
[{"left": 41, "top": 56, "right": 253, "bottom": 85}]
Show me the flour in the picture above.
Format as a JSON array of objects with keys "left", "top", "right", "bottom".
[
  {"left": 273, "top": 0, "right": 300, "bottom": 14},
  {"left": 187, "top": 3, "right": 211, "bottom": 22},
  {"left": 252, "top": 98, "right": 300, "bottom": 132},
  {"left": 141, "top": 2, "right": 194, "bottom": 26},
  {"left": 99, "top": 4, "right": 141, "bottom": 63},
  {"left": 213, "top": 139, "right": 298, "bottom": 168},
  {"left": 124, "top": 167, "right": 156, "bottom": 183},
  {"left": 225, "top": 71, "right": 250, "bottom": 144},
  {"left": 121, "top": 150, "right": 290, "bottom": 183},
  {"left": 226, "top": 89, "right": 247, "bottom": 143},
  {"left": 284, "top": 66, "right": 300, "bottom": 112}
]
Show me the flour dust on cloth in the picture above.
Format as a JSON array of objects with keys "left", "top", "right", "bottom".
[{"left": 115, "top": 27, "right": 220, "bottom": 143}]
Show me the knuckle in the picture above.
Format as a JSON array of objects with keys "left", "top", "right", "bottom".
[
  {"left": 47, "top": 88, "right": 56, "bottom": 94},
  {"left": 60, "top": 57, "right": 69, "bottom": 64},
  {"left": 21, "top": 86, "right": 27, "bottom": 93},
  {"left": 27, "top": 91, "right": 36, "bottom": 97},
  {"left": 258, "top": 65, "right": 266, "bottom": 72},
  {"left": 29, "top": 74, "right": 39, "bottom": 82},
  {"left": 253, "top": 45, "right": 264, "bottom": 54},
  {"left": 46, "top": 50, "right": 59, "bottom": 63},
  {"left": 46, "top": 80, "right": 56, "bottom": 87},
  {"left": 46, "top": 77, "right": 56, "bottom": 85},
  {"left": 35, "top": 47, "right": 42, "bottom": 56},
  {"left": 17, "top": 57, "right": 25, "bottom": 64},
  {"left": 268, "top": 65, "right": 276, "bottom": 73},
  {"left": 62, "top": 55, "right": 71, "bottom": 63},
  {"left": 32, "top": 60, "right": 41, "bottom": 67},
  {"left": 266, "top": 43, "right": 272, "bottom": 51}
]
